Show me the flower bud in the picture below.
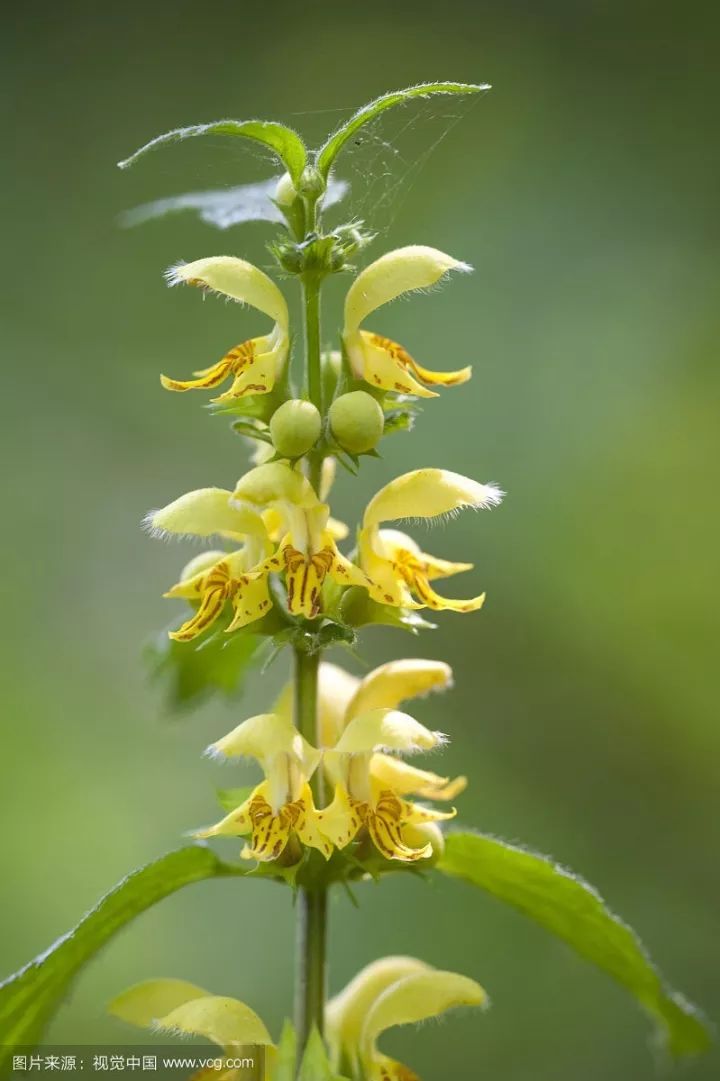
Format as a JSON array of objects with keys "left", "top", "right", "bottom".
[
  {"left": 329, "top": 391, "right": 384, "bottom": 454},
  {"left": 297, "top": 165, "right": 325, "bottom": 200},
  {"left": 274, "top": 171, "right": 297, "bottom": 207},
  {"left": 269, "top": 399, "right": 322, "bottom": 459}
]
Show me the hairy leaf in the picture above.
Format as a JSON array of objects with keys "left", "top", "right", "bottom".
[
  {"left": 438, "top": 832, "right": 711, "bottom": 1057},
  {"left": 118, "top": 120, "right": 307, "bottom": 185},
  {"left": 0, "top": 848, "right": 246, "bottom": 1070},
  {"left": 144, "top": 621, "right": 263, "bottom": 713},
  {"left": 316, "top": 82, "right": 490, "bottom": 179}
]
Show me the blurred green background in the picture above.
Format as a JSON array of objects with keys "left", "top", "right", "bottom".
[{"left": 2, "top": 1, "right": 718, "bottom": 1078}]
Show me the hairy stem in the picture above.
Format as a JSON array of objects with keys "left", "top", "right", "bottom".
[
  {"left": 303, "top": 274, "right": 323, "bottom": 417},
  {"left": 293, "top": 647, "right": 327, "bottom": 1046}
]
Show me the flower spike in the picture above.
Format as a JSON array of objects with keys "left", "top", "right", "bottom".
[
  {"left": 161, "top": 256, "right": 289, "bottom": 400},
  {"left": 343, "top": 245, "right": 473, "bottom": 397}
]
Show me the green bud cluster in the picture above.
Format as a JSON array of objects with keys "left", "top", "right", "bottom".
[{"left": 271, "top": 221, "right": 372, "bottom": 278}]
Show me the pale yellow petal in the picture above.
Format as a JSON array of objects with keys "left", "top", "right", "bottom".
[
  {"left": 210, "top": 340, "right": 287, "bottom": 402},
  {"left": 208, "top": 713, "right": 321, "bottom": 779},
  {"left": 370, "top": 753, "right": 466, "bottom": 801},
  {"left": 319, "top": 456, "right": 337, "bottom": 500},
  {"left": 168, "top": 256, "right": 288, "bottom": 330},
  {"left": 225, "top": 573, "right": 274, "bottom": 631},
  {"left": 157, "top": 995, "right": 274, "bottom": 1050},
  {"left": 347, "top": 659, "right": 452, "bottom": 721},
  {"left": 169, "top": 578, "right": 230, "bottom": 641},
  {"left": 326, "top": 545, "right": 374, "bottom": 596},
  {"left": 314, "top": 784, "right": 364, "bottom": 850},
  {"left": 366, "top": 791, "right": 432, "bottom": 862},
  {"left": 108, "top": 979, "right": 208, "bottom": 1030},
  {"left": 326, "top": 516, "right": 349, "bottom": 541},
  {"left": 334, "top": 709, "right": 444, "bottom": 756},
  {"left": 411, "top": 575, "right": 486, "bottom": 614},
  {"left": 145, "top": 488, "right": 265, "bottom": 540},
  {"left": 316, "top": 662, "right": 360, "bottom": 747},
  {"left": 345, "top": 330, "right": 437, "bottom": 398},
  {"left": 364, "top": 469, "right": 504, "bottom": 530},
  {"left": 160, "top": 354, "right": 235, "bottom": 393},
  {"left": 194, "top": 789, "right": 255, "bottom": 840},
  {"left": 291, "top": 784, "right": 334, "bottom": 860},
  {"left": 164, "top": 550, "right": 246, "bottom": 601},
  {"left": 360, "top": 969, "right": 487, "bottom": 1077},
  {"left": 326, "top": 958, "right": 430, "bottom": 1074},
  {"left": 232, "top": 463, "right": 318, "bottom": 511},
  {"left": 343, "top": 246, "right": 470, "bottom": 332},
  {"left": 376, "top": 530, "right": 473, "bottom": 581}
]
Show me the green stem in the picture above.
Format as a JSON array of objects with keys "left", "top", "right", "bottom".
[
  {"left": 293, "top": 647, "right": 327, "bottom": 1048},
  {"left": 303, "top": 274, "right": 323, "bottom": 415}
]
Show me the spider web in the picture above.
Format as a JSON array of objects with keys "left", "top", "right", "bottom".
[
  {"left": 301, "top": 92, "right": 483, "bottom": 237},
  {"left": 120, "top": 93, "right": 482, "bottom": 236}
]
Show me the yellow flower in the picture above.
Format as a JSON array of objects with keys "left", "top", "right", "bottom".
[
  {"left": 326, "top": 956, "right": 488, "bottom": 1080},
  {"left": 315, "top": 659, "right": 467, "bottom": 802},
  {"left": 275, "top": 659, "right": 463, "bottom": 863},
  {"left": 160, "top": 256, "right": 289, "bottom": 401},
  {"left": 343, "top": 245, "right": 473, "bottom": 398},
  {"left": 241, "top": 659, "right": 462, "bottom": 864},
  {"left": 196, "top": 712, "right": 329, "bottom": 862},
  {"left": 146, "top": 464, "right": 368, "bottom": 640},
  {"left": 109, "top": 978, "right": 275, "bottom": 1080},
  {"left": 359, "top": 468, "right": 503, "bottom": 612},
  {"left": 144, "top": 487, "right": 275, "bottom": 642},
  {"left": 231, "top": 463, "right": 370, "bottom": 620}
]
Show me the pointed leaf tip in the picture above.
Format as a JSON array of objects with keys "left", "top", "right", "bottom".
[
  {"left": 0, "top": 847, "right": 248, "bottom": 1073},
  {"left": 317, "top": 81, "right": 491, "bottom": 178},
  {"left": 118, "top": 119, "right": 307, "bottom": 185},
  {"left": 437, "top": 831, "right": 711, "bottom": 1058}
]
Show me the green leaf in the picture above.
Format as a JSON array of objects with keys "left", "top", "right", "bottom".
[
  {"left": 118, "top": 120, "right": 307, "bottom": 186},
  {"left": 273, "top": 1019, "right": 297, "bottom": 1081},
  {"left": 298, "top": 1027, "right": 350, "bottom": 1081},
  {"left": 437, "top": 832, "right": 711, "bottom": 1058},
  {"left": 0, "top": 847, "right": 246, "bottom": 1071},
  {"left": 144, "top": 621, "right": 263, "bottom": 713},
  {"left": 339, "top": 586, "right": 436, "bottom": 634},
  {"left": 316, "top": 82, "right": 490, "bottom": 180}
]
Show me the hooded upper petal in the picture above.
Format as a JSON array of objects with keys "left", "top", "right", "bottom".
[
  {"left": 345, "top": 659, "right": 452, "bottom": 723},
  {"left": 360, "top": 968, "right": 488, "bottom": 1080},
  {"left": 363, "top": 469, "right": 503, "bottom": 530},
  {"left": 232, "top": 462, "right": 319, "bottom": 514},
  {"left": 108, "top": 978, "right": 209, "bottom": 1029},
  {"left": 208, "top": 712, "right": 321, "bottom": 781},
  {"left": 326, "top": 957, "right": 430, "bottom": 1075},
  {"left": 343, "top": 246, "right": 470, "bottom": 333},
  {"left": 145, "top": 488, "right": 266, "bottom": 540},
  {"left": 156, "top": 995, "right": 274, "bottom": 1051},
  {"left": 333, "top": 709, "right": 444, "bottom": 756},
  {"left": 168, "top": 256, "right": 288, "bottom": 331}
]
